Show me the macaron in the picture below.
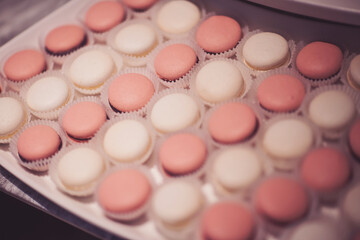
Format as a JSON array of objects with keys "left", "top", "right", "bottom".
[
  {"left": 0, "top": 96, "right": 26, "bottom": 139},
  {"left": 349, "top": 119, "right": 360, "bottom": 159},
  {"left": 348, "top": 54, "right": 360, "bottom": 89},
  {"left": 123, "top": 0, "right": 158, "bottom": 11}
]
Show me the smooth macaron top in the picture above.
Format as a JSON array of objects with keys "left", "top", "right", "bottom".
[
  {"left": 123, "top": 0, "right": 158, "bottom": 10},
  {"left": 45, "top": 25, "right": 86, "bottom": 54}
]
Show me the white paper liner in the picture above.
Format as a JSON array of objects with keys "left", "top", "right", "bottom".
[
  {"left": 251, "top": 68, "right": 310, "bottom": 118},
  {"left": 154, "top": 127, "right": 212, "bottom": 179},
  {"left": 61, "top": 44, "right": 124, "bottom": 95},
  {"left": 235, "top": 29, "right": 295, "bottom": 77},
  {"left": 0, "top": 76, "right": 8, "bottom": 94},
  {"left": 203, "top": 98, "right": 264, "bottom": 149},
  {"left": 249, "top": 173, "right": 318, "bottom": 236},
  {"left": 150, "top": 0, "right": 206, "bottom": 40},
  {"left": 147, "top": 38, "right": 206, "bottom": 88},
  {"left": 189, "top": 58, "right": 253, "bottom": 107},
  {"left": 58, "top": 96, "right": 110, "bottom": 144},
  {"left": 101, "top": 67, "right": 160, "bottom": 117},
  {"left": 19, "top": 70, "right": 74, "bottom": 120},
  {"left": 205, "top": 143, "right": 274, "bottom": 199},
  {"left": 293, "top": 41, "right": 346, "bottom": 87},
  {"left": 95, "top": 165, "right": 155, "bottom": 221},
  {"left": 149, "top": 178, "right": 205, "bottom": 240},
  {"left": 302, "top": 85, "right": 359, "bottom": 140},
  {"left": 78, "top": 0, "right": 133, "bottom": 43},
  {"left": 9, "top": 119, "right": 66, "bottom": 172},
  {"left": 195, "top": 198, "right": 265, "bottom": 240},
  {"left": 49, "top": 141, "right": 109, "bottom": 197},
  {"left": 95, "top": 113, "right": 156, "bottom": 166},
  {"left": 296, "top": 142, "right": 355, "bottom": 205},
  {"left": 0, "top": 92, "right": 31, "bottom": 144},
  {"left": 257, "top": 114, "right": 322, "bottom": 171},
  {"left": 192, "top": 12, "right": 249, "bottom": 60},
  {"left": 339, "top": 182, "right": 360, "bottom": 232},
  {"left": 342, "top": 53, "right": 360, "bottom": 92},
  {"left": 121, "top": 0, "right": 158, "bottom": 19},
  {"left": 146, "top": 88, "right": 206, "bottom": 136},
  {"left": 107, "top": 18, "right": 164, "bottom": 67},
  {"left": 0, "top": 46, "right": 54, "bottom": 92},
  {"left": 39, "top": 20, "right": 95, "bottom": 65}
]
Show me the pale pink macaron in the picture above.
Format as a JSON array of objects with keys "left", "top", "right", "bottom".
[
  {"left": 159, "top": 133, "right": 207, "bottom": 176},
  {"left": 255, "top": 176, "right": 309, "bottom": 223},
  {"left": 301, "top": 147, "right": 350, "bottom": 193},
  {"left": 17, "top": 125, "right": 61, "bottom": 162},
  {"left": 154, "top": 43, "right": 197, "bottom": 81},
  {"left": 296, "top": 41, "right": 343, "bottom": 79},
  {"left": 196, "top": 15, "right": 241, "bottom": 53},
  {"left": 257, "top": 74, "right": 305, "bottom": 113},
  {"left": 97, "top": 168, "right": 152, "bottom": 215},
  {"left": 61, "top": 101, "right": 107, "bottom": 140},
  {"left": 4, "top": 49, "right": 46, "bottom": 82},
  {"left": 208, "top": 102, "right": 257, "bottom": 144},
  {"left": 45, "top": 25, "right": 86, "bottom": 55},
  {"left": 122, "top": 0, "right": 158, "bottom": 11},
  {"left": 349, "top": 119, "right": 360, "bottom": 159},
  {"left": 201, "top": 201, "right": 255, "bottom": 240},
  {"left": 108, "top": 73, "right": 155, "bottom": 112},
  {"left": 85, "top": 1, "right": 125, "bottom": 33}
]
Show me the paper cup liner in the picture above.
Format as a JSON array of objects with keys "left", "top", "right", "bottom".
[
  {"left": 39, "top": 20, "right": 94, "bottom": 65},
  {"left": 49, "top": 141, "right": 109, "bottom": 197},
  {"left": 189, "top": 58, "right": 253, "bottom": 107},
  {"left": 95, "top": 165, "right": 155, "bottom": 221},
  {"left": 107, "top": 18, "right": 164, "bottom": 67},
  {"left": 9, "top": 119, "right": 66, "bottom": 172},
  {"left": 249, "top": 173, "right": 318, "bottom": 236},
  {"left": 0, "top": 46, "right": 54, "bottom": 92},
  {"left": 19, "top": 70, "right": 74, "bottom": 120},
  {"left": 62, "top": 44, "right": 123, "bottom": 95},
  {"left": 147, "top": 38, "right": 206, "bottom": 88},
  {"left": 146, "top": 88, "right": 206, "bottom": 136},
  {"left": 150, "top": 0, "right": 206, "bottom": 40},
  {"left": 58, "top": 96, "right": 111, "bottom": 144},
  {"left": 101, "top": 67, "right": 160, "bottom": 117},
  {"left": 78, "top": 0, "right": 133, "bottom": 43},
  {"left": 257, "top": 114, "right": 322, "bottom": 171},
  {"left": 293, "top": 41, "right": 346, "bottom": 87},
  {"left": 0, "top": 92, "right": 31, "bottom": 144},
  {"left": 235, "top": 29, "right": 295, "bottom": 77},
  {"left": 203, "top": 98, "right": 264, "bottom": 149},
  {"left": 149, "top": 178, "right": 205, "bottom": 240},
  {"left": 95, "top": 113, "right": 156, "bottom": 166},
  {"left": 154, "top": 127, "right": 212, "bottom": 179},
  {"left": 339, "top": 182, "right": 360, "bottom": 231},
  {"left": 251, "top": 68, "right": 310, "bottom": 118},
  {"left": 302, "top": 85, "right": 359, "bottom": 140},
  {"left": 0, "top": 76, "right": 8, "bottom": 94}
]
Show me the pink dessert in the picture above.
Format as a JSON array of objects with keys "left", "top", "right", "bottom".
[
  {"left": 4, "top": 49, "right": 46, "bottom": 82},
  {"left": 61, "top": 101, "right": 107, "bottom": 140},
  {"left": 85, "top": 1, "right": 125, "bottom": 33},
  {"left": 108, "top": 73, "right": 155, "bottom": 112},
  {"left": 45, "top": 25, "right": 86, "bottom": 55},
  {"left": 296, "top": 41, "right": 343, "bottom": 79},
  {"left": 159, "top": 133, "right": 207, "bottom": 176},
  {"left": 17, "top": 125, "right": 60, "bottom": 161},
  {"left": 196, "top": 15, "right": 241, "bottom": 53},
  {"left": 122, "top": 0, "right": 158, "bottom": 11},
  {"left": 301, "top": 147, "right": 350, "bottom": 193},
  {"left": 98, "top": 169, "right": 151, "bottom": 214},
  {"left": 201, "top": 202, "right": 255, "bottom": 240},
  {"left": 208, "top": 102, "right": 257, "bottom": 144},
  {"left": 257, "top": 74, "right": 305, "bottom": 112},
  {"left": 255, "top": 177, "right": 309, "bottom": 223},
  {"left": 349, "top": 119, "right": 360, "bottom": 159},
  {"left": 154, "top": 43, "right": 197, "bottom": 81}
]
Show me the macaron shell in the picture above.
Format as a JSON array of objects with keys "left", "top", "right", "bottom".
[
  {"left": 349, "top": 55, "right": 360, "bottom": 86},
  {"left": 85, "top": 1, "right": 125, "bottom": 32},
  {"left": 296, "top": 41, "right": 342, "bottom": 79},
  {"left": 349, "top": 119, "right": 360, "bottom": 159},
  {"left": 208, "top": 102, "right": 257, "bottom": 144},
  {"left": 123, "top": 0, "right": 158, "bottom": 10},
  {"left": 154, "top": 44, "right": 197, "bottom": 81},
  {"left": 196, "top": 15, "right": 241, "bottom": 53},
  {"left": 4, "top": 49, "right": 46, "bottom": 82},
  {"left": 45, "top": 25, "right": 86, "bottom": 54},
  {"left": 0, "top": 97, "right": 25, "bottom": 135},
  {"left": 17, "top": 125, "right": 60, "bottom": 161},
  {"left": 343, "top": 184, "right": 360, "bottom": 227}
]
